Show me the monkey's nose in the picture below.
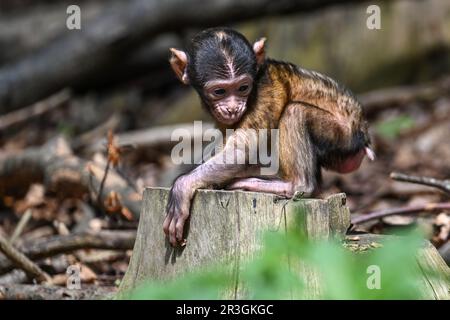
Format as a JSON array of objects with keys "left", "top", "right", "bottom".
[{"left": 225, "top": 107, "right": 237, "bottom": 116}]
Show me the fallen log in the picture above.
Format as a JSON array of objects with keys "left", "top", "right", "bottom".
[
  {"left": 359, "top": 75, "right": 450, "bottom": 117},
  {"left": 0, "top": 136, "right": 142, "bottom": 219},
  {"left": 0, "top": 284, "right": 115, "bottom": 300},
  {"left": 0, "top": 90, "right": 70, "bottom": 131},
  {"left": 0, "top": 230, "right": 136, "bottom": 274},
  {"left": 84, "top": 122, "right": 215, "bottom": 153},
  {"left": 0, "top": 0, "right": 363, "bottom": 113},
  {"left": 0, "top": 1, "right": 102, "bottom": 64},
  {"left": 0, "top": 233, "right": 51, "bottom": 283}
]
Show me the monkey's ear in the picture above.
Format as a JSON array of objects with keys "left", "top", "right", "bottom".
[
  {"left": 253, "top": 37, "right": 266, "bottom": 65},
  {"left": 169, "top": 48, "right": 189, "bottom": 85}
]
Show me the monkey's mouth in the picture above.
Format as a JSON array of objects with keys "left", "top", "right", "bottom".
[{"left": 212, "top": 107, "right": 246, "bottom": 125}]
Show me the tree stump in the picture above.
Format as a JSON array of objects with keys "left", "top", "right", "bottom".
[{"left": 118, "top": 187, "right": 450, "bottom": 299}]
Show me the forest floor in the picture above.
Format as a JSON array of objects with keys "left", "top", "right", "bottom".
[{"left": 0, "top": 80, "right": 449, "bottom": 299}]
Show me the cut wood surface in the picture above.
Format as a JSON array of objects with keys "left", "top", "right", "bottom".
[{"left": 118, "top": 187, "right": 449, "bottom": 299}]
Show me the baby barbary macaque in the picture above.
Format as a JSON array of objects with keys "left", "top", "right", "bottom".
[{"left": 165, "top": 27, "right": 374, "bottom": 246}]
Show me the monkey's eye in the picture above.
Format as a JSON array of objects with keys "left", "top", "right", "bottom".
[
  {"left": 238, "top": 85, "right": 249, "bottom": 92},
  {"left": 213, "top": 88, "right": 226, "bottom": 96}
]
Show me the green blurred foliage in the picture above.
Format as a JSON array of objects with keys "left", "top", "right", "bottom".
[
  {"left": 123, "top": 225, "right": 431, "bottom": 300},
  {"left": 375, "top": 115, "right": 416, "bottom": 139}
]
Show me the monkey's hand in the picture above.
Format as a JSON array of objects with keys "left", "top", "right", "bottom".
[{"left": 163, "top": 175, "right": 194, "bottom": 247}]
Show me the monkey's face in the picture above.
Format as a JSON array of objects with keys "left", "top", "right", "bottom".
[
  {"left": 168, "top": 28, "right": 266, "bottom": 126},
  {"left": 203, "top": 74, "right": 253, "bottom": 125}
]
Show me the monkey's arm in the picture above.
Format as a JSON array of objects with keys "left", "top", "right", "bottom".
[{"left": 164, "top": 133, "right": 251, "bottom": 246}]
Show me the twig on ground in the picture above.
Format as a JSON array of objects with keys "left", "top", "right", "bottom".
[
  {"left": 97, "top": 159, "right": 111, "bottom": 207},
  {"left": 351, "top": 202, "right": 450, "bottom": 225},
  {"left": 85, "top": 122, "right": 215, "bottom": 153},
  {"left": 9, "top": 209, "right": 33, "bottom": 245},
  {"left": 0, "top": 230, "right": 136, "bottom": 274},
  {"left": 0, "top": 90, "right": 70, "bottom": 131},
  {"left": 390, "top": 172, "right": 450, "bottom": 195},
  {"left": 0, "top": 284, "right": 115, "bottom": 300},
  {"left": 0, "top": 233, "right": 51, "bottom": 283},
  {"left": 98, "top": 130, "right": 120, "bottom": 206}
]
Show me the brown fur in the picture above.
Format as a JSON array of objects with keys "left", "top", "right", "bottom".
[
  {"left": 165, "top": 28, "right": 371, "bottom": 246},
  {"left": 223, "top": 59, "right": 368, "bottom": 190}
]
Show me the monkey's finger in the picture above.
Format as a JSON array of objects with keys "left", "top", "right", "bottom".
[
  {"left": 168, "top": 217, "right": 177, "bottom": 246},
  {"left": 175, "top": 214, "right": 187, "bottom": 243},
  {"left": 163, "top": 212, "right": 172, "bottom": 235}
]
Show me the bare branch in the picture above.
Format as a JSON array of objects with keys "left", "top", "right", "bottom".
[
  {"left": 0, "top": 233, "right": 51, "bottom": 283},
  {"left": 0, "top": 230, "right": 136, "bottom": 274},
  {"left": 9, "top": 209, "right": 33, "bottom": 245},
  {"left": 0, "top": 90, "right": 70, "bottom": 131},
  {"left": 390, "top": 172, "right": 450, "bottom": 195},
  {"left": 0, "top": 284, "right": 115, "bottom": 300},
  {"left": 351, "top": 202, "right": 450, "bottom": 225},
  {"left": 85, "top": 122, "right": 214, "bottom": 153}
]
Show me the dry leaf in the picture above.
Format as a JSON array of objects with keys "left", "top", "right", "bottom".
[
  {"left": 121, "top": 207, "right": 134, "bottom": 221},
  {"left": 104, "top": 191, "right": 122, "bottom": 213},
  {"left": 79, "top": 264, "right": 97, "bottom": 283},
  {"left": 107, "top": 130, "right": 120, "bottom": 167}
]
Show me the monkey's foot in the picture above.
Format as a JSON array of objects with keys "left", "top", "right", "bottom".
[{"left": 292, "top": 191, "right": 305, "bottom": 201}]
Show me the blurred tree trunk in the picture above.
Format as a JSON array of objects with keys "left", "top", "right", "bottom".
[{"left": 0, "top": 0, "right": 364, "bottom": 114}]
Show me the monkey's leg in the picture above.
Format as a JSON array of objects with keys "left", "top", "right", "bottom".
[
  {"left": 228, "top": 103, "right": 322, "bottom": 198},
  {"left": 227, "top": 177, "right": 294, "bottom": 198},
  {"left": 277, "top": 103, "right": 319, "bottom": 196},
  {"left": 301, "top": 102, "right": 372, "bottom": 173}
]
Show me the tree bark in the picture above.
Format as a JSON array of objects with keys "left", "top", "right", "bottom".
[{"left": 118, "top": 187, "right": 350, "bottom": 299}]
